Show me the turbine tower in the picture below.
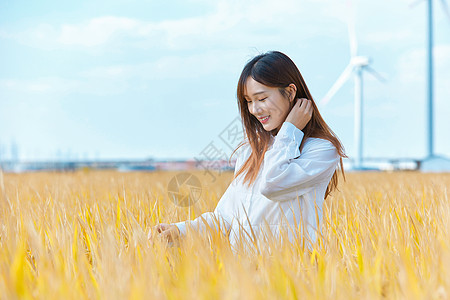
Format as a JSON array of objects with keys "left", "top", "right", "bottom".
[
  {"left": 426, "top": 0, "right": 434, "bottom": 159},
  {"left": 416, "top": 0, "right": 450, "bottom": 159},
  {"left": 415, "top": 0, "right": 450, "bottom": 171},
  {"left": 319, "top": 6, "right": 384, "bottom": 170}
]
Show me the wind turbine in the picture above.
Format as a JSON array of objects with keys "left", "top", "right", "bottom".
[
  {"left": 411, "top": 0, "right": 450, "bottom": 171},
  {"left": 319, "top": 7, "right": 385, "bottom": 170}
]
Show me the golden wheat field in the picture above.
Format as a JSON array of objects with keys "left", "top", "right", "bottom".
[{"left": 0, "top": 169, "right": 449, "bottom": 299}]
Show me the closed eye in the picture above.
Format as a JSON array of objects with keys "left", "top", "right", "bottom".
[{"left": 246, "top": 97, "right": 267, "bottom": 104}]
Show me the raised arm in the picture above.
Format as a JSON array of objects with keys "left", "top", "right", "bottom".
[{"left": 259, "top": 121, "right": 340, "bottom": 201}]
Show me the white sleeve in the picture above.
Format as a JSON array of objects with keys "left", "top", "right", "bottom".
[
  {"left": 173, "top": 210, "right": 230, "bottom": 236},
  {"left": 172, "top": 144, "right": 250, "bottom": 236},
  {"left": 259, "top": 121, "right": 340, "bottom": 201}
]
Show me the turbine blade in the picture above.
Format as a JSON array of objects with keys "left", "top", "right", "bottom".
[
  {"left": 439, "top": 0, "right": 450, "bottom": 23},
  {"left": 365, "top": 66, "right": 387, "bottom": 82},
  {"left": 320, "top": 64, "right": 353, "bottom": 106},
  {"left": 347, "top": 0, "right": 358, "bottom": 57}
]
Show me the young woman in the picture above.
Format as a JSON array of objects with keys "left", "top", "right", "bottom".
[{"left": 150, "top": 51, "right": 346, "bottom": 251}]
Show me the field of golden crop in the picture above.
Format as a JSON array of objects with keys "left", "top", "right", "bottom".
[{"left": 0, "top": 169, "right": 449, "bottom": 299}]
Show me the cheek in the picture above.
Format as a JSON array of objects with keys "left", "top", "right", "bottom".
[{"left": 268, "top": 101, "right": 290, "bottom": 117}]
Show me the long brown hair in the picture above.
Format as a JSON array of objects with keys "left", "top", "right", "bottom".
[{"left": 231, "top": 51, "right": 347, "bottom": 199}]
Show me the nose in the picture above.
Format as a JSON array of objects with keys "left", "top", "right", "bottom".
[{"left": 249, "top": 100, "right": 263, "bottom": 115}]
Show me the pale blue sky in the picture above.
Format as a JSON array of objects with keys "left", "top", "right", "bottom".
[{"left": 1, "top": 0, "right": 449, "bottom": 161}]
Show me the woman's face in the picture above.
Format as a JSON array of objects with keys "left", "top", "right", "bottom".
[{"left": 244, "top": 77, "right": 293, "bottom": 133}]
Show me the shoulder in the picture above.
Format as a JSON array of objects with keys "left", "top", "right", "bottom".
[
  {"left": 304, "top": 137, "right": 335, "bottom": 147},
  {"left": 302, "top": 137, "right": 339, "bottom": 158}
]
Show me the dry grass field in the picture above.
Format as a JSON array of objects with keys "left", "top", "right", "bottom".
[{"left": 0, "top": 170, "right": 449, "bottom": 299}]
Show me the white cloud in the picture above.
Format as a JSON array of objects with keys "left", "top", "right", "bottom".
[
  {"left": 397, "top": 45, "right": 450, "bottom": 87},
  {"left": 80, "top": 49, "right": 246, "bottom": 80},
  {"left": 364, "top": 29, "right": 415, "bottom": 44},
  {"left": 392, "top": 44, "right": 450, "bottom": 113},
  {"left": 0, "top": 0, "right": 334, "bottom": 51},
  {"left": 0, "top": 49, "right": 245, "bottom": 97},
  {"left": 0, "top": 77, "right": 80, "bottom": 94},
  {"left": 387, "top": 44, "right": 450, "bottom": 155},
  {"left": 58, "top": 16, "right": 141, "bottom": 47},
  {"left": 0, "top": 75, "right": 127, "bottom": 97}
]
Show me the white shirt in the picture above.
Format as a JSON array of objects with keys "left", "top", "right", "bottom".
[{"left": 174, "top": 121, "right": 340, "bottom": 251}]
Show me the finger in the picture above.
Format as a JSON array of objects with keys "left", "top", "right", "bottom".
[
  {"left": 156, "top": 223, "right": 168, "bottom": 233},
  {"left": 303, "top": 99, "right": 312, "bottom": 111},
  {"left": 307, "top": 100, "right": 313, "bottom": 112},
  {"left": 305, "top": 101, "right": 313, "bottom": 117},
  {"left": 161, "top": 231, "right": 174, "bottom": 243},
  {"left": 165, "top": 228, "right": 177, "bottom": 238},
  {"left": 298, "top": 98, "right": 308, "bottom": 108},
  {"left": 166, "top": 227, "right": 179, "bottom": 239},
  {"left": 296, "top": 99, "right": 304, "bottom": 110},
  {"left": 153, "top": 225, "right": 162, "bottom": 234},
  {"left": 150, "top": 224, "right": 165, "bottom": 239},
  {"left": 304, "top": 99, "right": 311, "bottom": 111}
]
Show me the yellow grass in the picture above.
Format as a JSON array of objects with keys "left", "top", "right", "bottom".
[{"left": 0, "top": 170, "right": 449, "bottom": 299}]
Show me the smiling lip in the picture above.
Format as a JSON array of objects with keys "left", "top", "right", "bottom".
[{"left": 258, "top": 116, "right": 270, "bottom": 124}]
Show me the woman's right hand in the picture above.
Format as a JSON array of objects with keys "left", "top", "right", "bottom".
[
  {"left": 148, "top": 223, "right": 181, "bottom": 244},
  {"left": 285, "top": 98, "right": 313, "bottom": 131}
]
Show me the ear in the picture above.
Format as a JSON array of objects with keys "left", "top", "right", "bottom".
[{"left": 286, "top": 84, "right": 297, "bottom": 103}]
